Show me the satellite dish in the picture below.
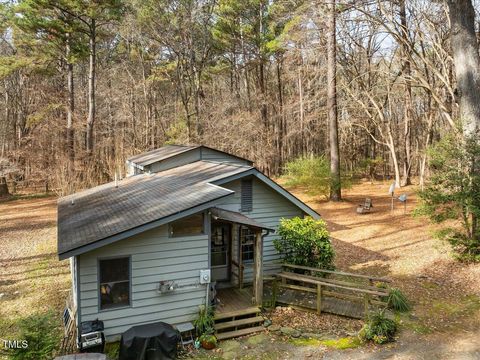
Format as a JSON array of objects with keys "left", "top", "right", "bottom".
[
  {"left": 399, "top": 194, "right": 407, "bottom": 202},
  {"left": 388, "top": 181, "right": 396, "bottom": 195}
]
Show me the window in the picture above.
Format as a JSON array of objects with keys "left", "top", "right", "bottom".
[
  {"left": 169, "top": 213, "right": 204, "bottom": 237},
  {"left": 211, "top": 223, "right": 230, "bottom": 267},
  {"left": 240, "top": 226, "right": 255, "bottom": 262},
  {"left": 241, "top": 179, "right": 253, "bottom": 212},
  {"left": 99, "top": 257, "right": 130, "bottom": 310}
]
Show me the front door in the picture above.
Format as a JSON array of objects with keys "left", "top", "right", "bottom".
[{"left": 210, "top": 222, "right": 231, "bottom": 282}]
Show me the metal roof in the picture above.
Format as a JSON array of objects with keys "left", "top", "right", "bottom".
[
  {"left": 126, "top": 145, "right": 198, "bottom": 167},
  {"left": 210, "top": 207, "right": 275, "bottom": 231},
  {"left": 57, "top": 161, "right": 252, "bottom": 258}
]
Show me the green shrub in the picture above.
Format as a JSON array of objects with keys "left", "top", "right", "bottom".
[
  {"left": 359, "top": 311, "right": 397, "bottom": 344},
  {"left": 104, "top": 342, "right": 120, "bottom": 360},
  {"left": 415, "top": 133, "right": 480, "bottom": 261},
  {"left": 281, "top": 156, "right": 354, "bottom": 198},
  {"left": 198, "top": 333, "right": 217, "bottom": 345},
  {"left": 281, "top": 156, "right": 330, "bottom": 197},
  {"left": 10, "top": 311, "right": 61, "bottom": 360},
  {"left": 387, "top": 288, "right": 411, "bottom": 312},
  {"left": 274, "top": 217, "right": 335, "bottom": 270},
  {"left": 193, "top": 305, "right": 215, "bottom": 337}
]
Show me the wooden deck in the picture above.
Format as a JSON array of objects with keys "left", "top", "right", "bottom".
[{"left": 215, "top": 287, "right": 254, "bottom": 314}]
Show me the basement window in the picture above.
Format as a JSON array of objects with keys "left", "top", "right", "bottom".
[
  {"left": 169, "top": 213, "right": 204, "bottom": 237},
  {"left": 99, "top": 257, "right": 130, "bottom": 310}
]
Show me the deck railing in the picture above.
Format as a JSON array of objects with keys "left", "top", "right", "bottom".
[
  {"left": 269, "top": 264, "right": 391, "bottom": 318},
  {"left": 231, "top": 259, "right": 245, "bottom": 289}
]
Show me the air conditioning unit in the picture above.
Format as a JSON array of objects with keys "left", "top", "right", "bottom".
[{"left": 199, "top": 269, "right": 211, "bottom": 284}]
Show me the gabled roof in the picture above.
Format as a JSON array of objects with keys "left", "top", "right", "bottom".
[
  {"left": 127, "top": 144, "right": 253, "bottom": 168},
  {"left": 127, "top": 145, "right": 198, "bottom": 167},
  {"left": 58, "top": 161, "right": 252, "bottom": 259},
  {"left": 58, "top": 156, "right": 320, "bottom": 260}
]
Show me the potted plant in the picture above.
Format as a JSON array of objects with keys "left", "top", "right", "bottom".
[
  {"left": 194, "top": 306, "right": 217, "bottom": 350},
  {"left": 193, "top": 305, "right": 215, "bottom": 336},
  {"left": 199, "top": 333, "right": 217, "bottom": 350}
]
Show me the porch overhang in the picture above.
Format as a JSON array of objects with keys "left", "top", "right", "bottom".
[{"left": 209, "top": 207, "right": 275, "bottom": 232}]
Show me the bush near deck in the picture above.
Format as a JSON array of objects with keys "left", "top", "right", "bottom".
[{"left": 275, "top": 217, "right": 335, "bottom": 270}]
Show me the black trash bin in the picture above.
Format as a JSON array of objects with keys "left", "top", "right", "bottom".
[{"left": 119, "top": 322, "right": 180, "bottom": 360}]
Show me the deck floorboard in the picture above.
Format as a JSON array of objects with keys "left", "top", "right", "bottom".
[{"left": 215, "top": 287, "right": 254, "bottom": 314}]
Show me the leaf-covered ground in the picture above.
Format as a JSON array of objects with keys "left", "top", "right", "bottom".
[
  {"left": 1, "top": 181, "right": 480, "bottom": 359},
  {"left": 0, "top": 196, "right": 68, "bottom": 359}
]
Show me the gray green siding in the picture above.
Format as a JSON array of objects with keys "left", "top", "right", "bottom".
[
  {"left": 147, "top": 150, "right": 201, "bottom": 173},
  {"left": 216, "top": 178, "right": 304, "bottom": 281},
  {"left": 78, "top": 221, "right": 208, "bottom": 341},
  {"left": 200, "top": 148, "right": 251, "bottom": 166}
]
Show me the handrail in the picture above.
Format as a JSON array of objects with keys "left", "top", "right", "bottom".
[
  {"left": 278, "top": 272, "right": 388, "bottom": 297},
  {"left": 231, "top": 259, "right": 245, "bottom": 269},
  {"left": 282, "top": 263, "right": 391, "bottom": 283},
  {"left": 286, "top": 271, "right": 389, "bottom": 294}
]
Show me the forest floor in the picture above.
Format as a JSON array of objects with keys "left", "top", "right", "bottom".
[
  {"left": 192, "top": 181, "right": 480, "bottom": 359},
  {"left": 1, "top": 181, "right": 479, "bottom": 359},
  {"left": 0, "top": 196, "right": 69, "bottom": 358}
]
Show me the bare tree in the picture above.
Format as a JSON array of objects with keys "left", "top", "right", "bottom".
[{"left": 327, "top": 0, "right": 341, "bottom": 201}]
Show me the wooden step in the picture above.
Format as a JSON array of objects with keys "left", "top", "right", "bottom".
[
  {"left": 215, "top": 326, "right": 265, "bottom": 340},
  {"left": 214, "top": 307, "right": 261, "bottom": 321},
  {"left": 214, "top": 316, "right": 264, "bottom": 331}
]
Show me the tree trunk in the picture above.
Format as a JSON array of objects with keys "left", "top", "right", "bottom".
[
  {"left": 276, "top": 58, "right": 284, "bottom": 172},
  {"left": 86, "top": 19, "right": 96, "bottom": 156},
  {"left": 327, "top": 0, "right": 341, "bottom": 201},
  {"left": 400, "top": 0, "right": 412, "bottom": 186},
  {"left": 258, "top": 1, "right": 268, "bottom": 128},
  {"left": 446, "top": 0, "right": 480, "bottom": 135},
  {"left": 66, "top": 34, "right": 75, "bottom": 167},
  {"left": 298, "top": 67, "right": 305, "bottom": 156},
  {"left": 446, "top": 0, "right": 480, "bottom": 240},
  {"left": 2, "top": 80, "right": 9, "bottom": 158},
  {"left": 0, "top": 177, "right": 8, "bottom": 197}
]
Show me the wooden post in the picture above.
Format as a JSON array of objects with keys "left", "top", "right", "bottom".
[
  {"left": 272, "top": 276, "right": 278, "bottom": 308},
  {"left": 364, "top": 293, "right": 370, "bottom": 317},
  {"left": 254, "top": 231, "right": 263, "bottom": 306},
  {"left": 316, "top": 284, "right": 322, "bottom": 314},
  {"left": 232, "top": 224, "right": 239, "bottom": 288}
]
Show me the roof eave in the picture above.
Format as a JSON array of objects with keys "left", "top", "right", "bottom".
[{"left": 58, "top": 190, "right": 235, "bottom": 260}]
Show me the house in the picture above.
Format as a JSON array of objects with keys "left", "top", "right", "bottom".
[{"left": 57, "top": 145, "right": 319, "bottom": 341}]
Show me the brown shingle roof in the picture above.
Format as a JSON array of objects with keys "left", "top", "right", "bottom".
[
  {"left": 57, "top": 161, "right": 252, "bottom": 257},
  {"left": 210, "top": 207, "right": 274, "bottom": 231}
]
